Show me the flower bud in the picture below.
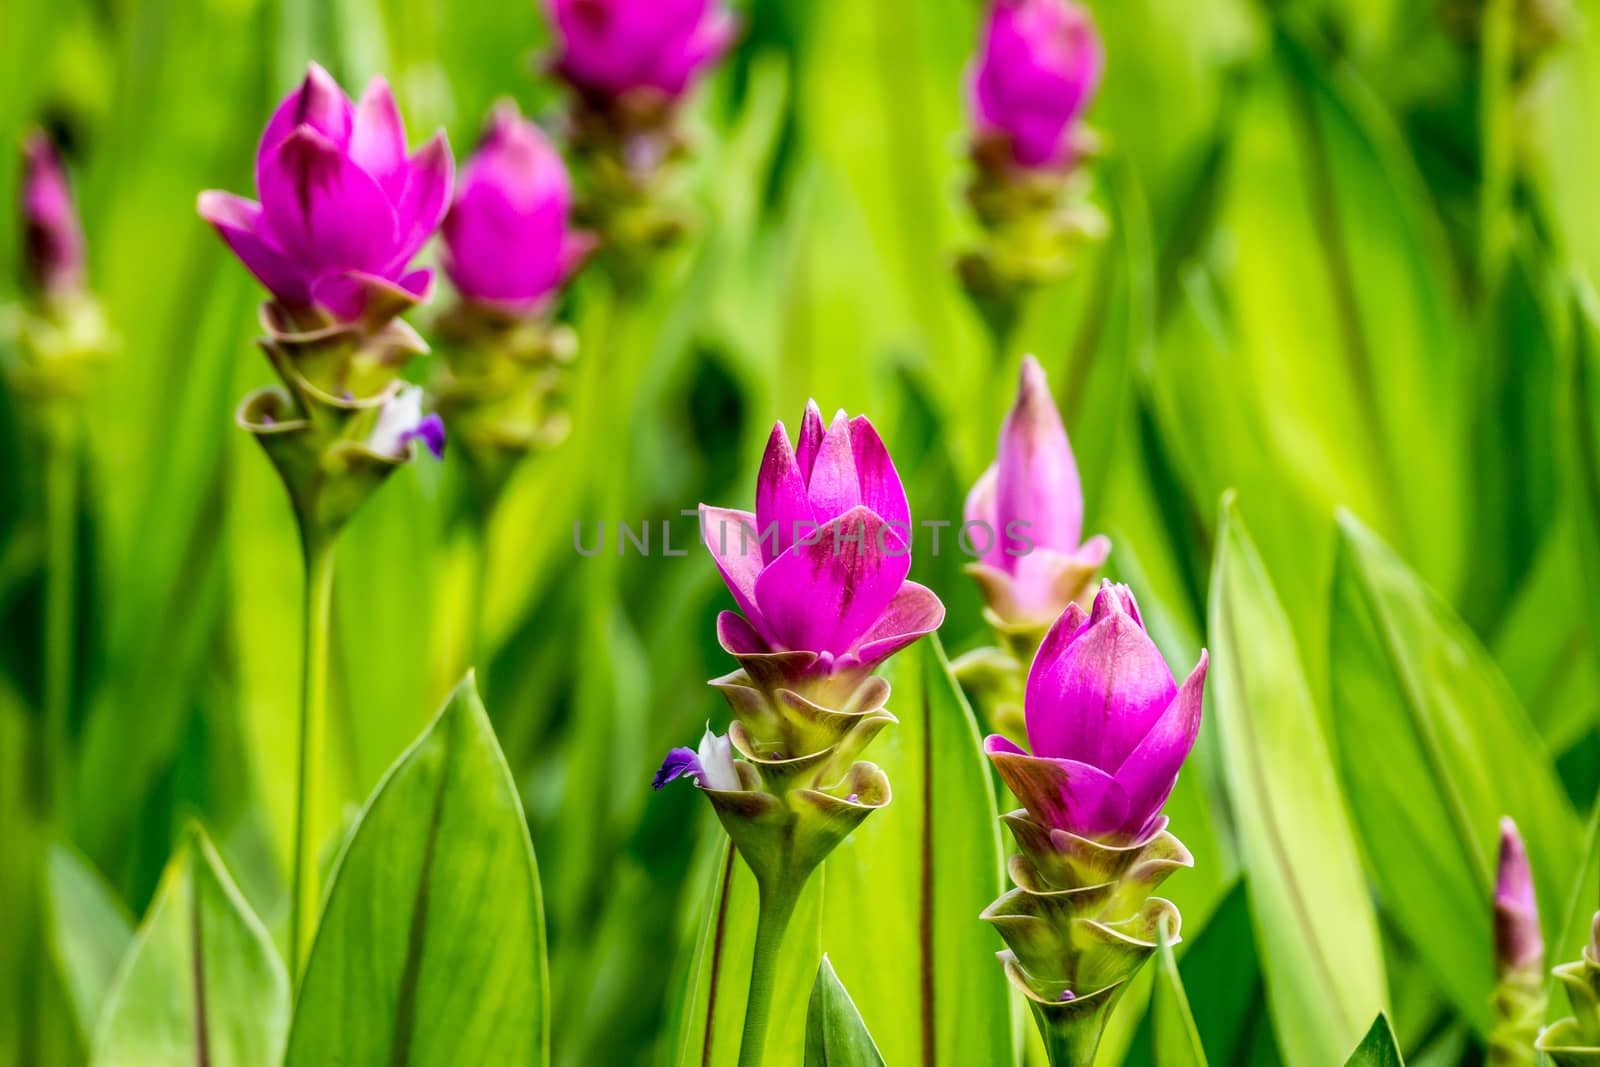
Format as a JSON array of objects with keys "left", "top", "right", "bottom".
[
  {"left": 546, "top": 0, "right": 737, "bottom": 102},
  {"left": 970, "top": 0, "right": 1103, "bottom": 171},
  {"left": 442, "top": 102, "right": 593, "bottom": 315},
  {"left": 965, "top": 355, "right": 1109, "bottom": 631},
  {"left": 21, "top": 130, "right": 86, "bottom": 298},
  {"left": 1496, "top": 817, "right": 1544, "bottom": 975},
  {"left": 198, "top": 63, "right": 453, "bottom": 330}
]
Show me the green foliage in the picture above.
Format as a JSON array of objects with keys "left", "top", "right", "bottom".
[
  {"left": 1343, "top": 1015, "right": 1405, "bottom": 1067},
  {"left": 804, "top": 956, "right": 887, "bottom": 1067}
]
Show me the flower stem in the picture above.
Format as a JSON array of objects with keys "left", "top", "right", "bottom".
[
  {"left": 737, "top": 875, "right": 803, "bottom": 1067},
  {"left": 289, "top": 531, "right": 336, "bottom": 983},
  {"left": 43, "top": 410, "right": 78, "bottom": 822}
]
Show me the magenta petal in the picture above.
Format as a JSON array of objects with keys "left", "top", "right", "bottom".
[
  {"left": 1024, "top": 595, "right": 1176, "bottom": 768},
  {"left": 854, "top": 581, "right": 945, "bottom": 666},
  {"left": 259, "top": 63, "right": 354, "bottom": 182},
  {"left": 716, "top": 610, "right": 770, "bottom": 655},
  {"left": 995, "top": 355, "right": 1084, "bottom": 555},
  {"left": 795, "top": 400, "right": 826, "bottom": 480},
  {"left": 848, "top": 416, "right": 911, "bottom": 534},
  {"left": 1113, "top": 652, "right": 1206, "bottom": 832},
  {"left": 805, "top": 412, "right": 862, "bottom": 524},
  {"left": 259, "top": 127, "right": 397, "bottom": 278},
  {"left": 986, "top": 735, "right": 1130, "bottom": 838},
  {"left": 388, "top": 131, "right": 454, "bottom": 269},
  {"left": 700, "top": 506, "right": 771, "bottom": 640},
  {"left": 311, "top": 268, "right": 431, "bottom": 325},
  {"left": 350, "top": 77, "right": 409, "bottom": 197},
  {"left": 753, "top": 505, "right": 910, "bottom": 656},
  {"left": 197, "top": 190, "right": 312, "bottom": 308},
  {"left": 755, "top": 422, "right": 814, "bottom": 565}
]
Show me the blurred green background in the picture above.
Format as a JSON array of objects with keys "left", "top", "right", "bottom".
[{"left": 5, "top": 0, "right": 1600, "bottom": 1063}]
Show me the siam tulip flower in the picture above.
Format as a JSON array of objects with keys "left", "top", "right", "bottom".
[
  {"left": 701, "top": 401, "right": 945, "bottom": 703},
  {"left": 546, "top": 0, "right": 738, "bottom": 102},
  {"left": 21, "top": 130, "right": 86, "bottom": 298},
  {"left": 442, "top": 102, "right": 594, "bottom": 316},
  {"left": 965, "top": 355, "right": 1109, "bottom": 630},
  {"left": 970, "top": 0, "right": 1104, "bottom": 171},
  {"left": 198, "top": 62, "right": 453, "bottom": 327},
  {"left": 1492, "top": 819, "right": 1545, "bottom": 1067},
  {"left": 981, "top": 581, "right": 1205, "bottom": 1066},
  {"left": 986, "top": 582, "right": 1205, "bottom": 843}
]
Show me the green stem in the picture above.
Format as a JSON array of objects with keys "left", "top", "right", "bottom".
[
  {"left": 44, "top": 411, "right": 78, "bottom": 822},
  {"left": 289, "top": 532, "right": 336, "bottom": 984},
  {"left": 737, "top": 876, "right": 803, "bottom": 1067}
]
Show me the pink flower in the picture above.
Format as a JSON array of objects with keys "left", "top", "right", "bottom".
[
  {"left": 197, "top": 63, "right": 453, "bottom": 325},
  {"left": 970, "top": 0, "right": 1104, "bottom": 169},
  {"left": 1495, "top": 817, "right": 1543, "bottom": 973},
  {"left": 701, "top": 402, "right": 944, "bottom": 694},
  {"left": 987, "top": 583, "right": 1206, "bottom": 843},
  {"left": 442, "top": 102, "right": 593, "bottom": 314},
  {"left": 965, "top": 355, "right": 1110, "bottom": 625},
  {"left": 546, "top": 0, "right": 738, "bottom": 99},
  {"left": 21, "top": 131, "right": 86, "bottom": 297}
]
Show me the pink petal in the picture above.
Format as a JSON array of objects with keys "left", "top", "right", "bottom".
[
  {"left": 755, "top": 421, "right": 814, "bottom": 564},
  {"left": 1024, "top": 592, "right": 1175, "bottom": 768},
  {"left": 350, "top": 76, "right": 409, "bottom": 197},
  {"left": 805, "top": 411, "right": 862, "bottom": 524},
  {"left": 795, "top": 400, "right": 826, "bottom": 480},
  {"left": 848, "top": 415, "right": 911, "bottom": 533},
  {"left": 258, "top": 126, "right": 397, "bottom": 279},
  {"left": 258, "top": 62, "right": 354, "bottom": 187},
  {"left": 700, "top": 506, "right": 772, "bottom": 641},
  {"left": 311, "top": 268, "right": 432, "bottom": 326},
  {"left": 854, "top": 581, "right": 945, "bottom": 666},
  {"left": 995, "top": 355, "right": 1084, "bottom": 555},
  {"left": 986, "top": 735, "right": 1130, "bottom": 838},
  {"left": 1113, "top": 652, "right": 1206, "bottom": 834},
  {"left": 752, "top": 505, "right": 909, "bottom": 656},
  {"left": 388, "top": 131, "right": 454, "bottom": 270},
  {"left": 963, "top": 464, "right": 1006, "bottom": 570},
  {"left": 197, "top": 190, "right": 312, "bottom": 308}
]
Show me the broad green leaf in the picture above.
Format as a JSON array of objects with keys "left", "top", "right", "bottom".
[
  {"left": 1150, "top": 921, "right": 1206, "bottom": 1067},
  {"left": 805, "top": 956, "right": 887, "bottom": 1067},
  {"left": 89, "top": 826, "right": 288, "bottom": 1067},
  {"left": 821, "top": 635, "right": 1011, "bottom": 1067},
  {"left": 1329, "top": 511, "right": 1580, "bottom": 1033},
  {"left": 284, "top": 674, "right": 549, "bottom": 1066},
  {"left": 672, "top": 842, "right": 824, "bottom": 1067},
  {"left": 45, "top": 845, "right": 133, "bottom": 1042},
  {"left": 1568, "top": 280, "right": 1600, "bottom": 679},
  {"left": 1341, "top": 1015, "right": 1404, "bottom": 1067},
  {"left": 1208, "top": 497, "right": 1386, "bottom": 1067}
]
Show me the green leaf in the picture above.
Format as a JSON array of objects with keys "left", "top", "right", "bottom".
[
  {"left": 820, "top": 634, "right": 1012, "bottom": 1066},
  {"left": 1150, "top": 920, "right": 1207, "bottom": 1067},
  {"left": 1341, "top": 1015, "right": 1403, "bottom": 1067},
  {"left": 1208, "top": 496, "right": 1387, "bottom": 1067},
  {"left": 1329, "top": 511, "right": 1581, "bottom": 1034},
  {"left": 89, "top": 826, "right": 288, "bottom": 1067},
  {"left": 805, "top": 956, "right": 887, "bottom": 1067},
  {"left": 671, "top": 841, "right": 824, "bottom": 1067},
  {"left": 45, "top": 845, "right": 133, "bottom": 1042},
  {"left": 284, "top": 673, "right": 549, "bottom": 1066},
  {"left": 1567, "top": 280, "right": 1600, "bottom": 680}
]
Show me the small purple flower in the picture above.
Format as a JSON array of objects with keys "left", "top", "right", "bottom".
[
  {"left": 21, "top": 130, "right": 86, "bottom": 298},
  {"left": 986, "top": 582, "right": 1206, "bottom": 843},
  {"left": 369, "top": 385, "right": 445, "bottom": 460},
  {"left": 1495, "top": 817, "right": 1543, "bottom": 974},
  {"left": 701, "top": 402, "right": 944, "bottom": 692},
  {"left": 546, "top": 0, "right": 738, "bottom": 100},
  {"left": 442, "top": 102, "right": 595, "bottom": 315},
  {"left": 197, "top": 62, "right": 453, "bottom": 325},
  {"left": 965, "top": 355, "right": 1109, "bottom": 624},
  {"left": 970, "top": 0, "right": 1104, "bottom": 169},
  {"left": 654, "top": 726, "right": 738, "bottom": 791}
]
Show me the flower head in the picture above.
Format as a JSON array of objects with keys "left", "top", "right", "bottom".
[
  {"left": 21, "top": 130, "right": 86, "bottom": 298},
  {"left": 701, "top": 402, "right": 944, "bottom": 695},
  {"left": 965, "top": 355, "right": 1109, "bottom": 625},
  {"left": 198, "top": 63, "right": 453, "bottom": 325},
  {"left": 986, "top": 582, "right": 1206, "bottom": 843},
  {"left": 1495, "top": 817, "right": 1544, "bottom": 974},
  {"left": 442, "top": 102, "right": 594, "bottom": 315},
  {"left": 369, "top": 384, "right": 445, "bottom": 460},
  {"left": 970, "top": 0, "right": 1104, "bottom": 169},
  {"left": 547, "top": 0, "right": 738, "bottom": 101}
]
